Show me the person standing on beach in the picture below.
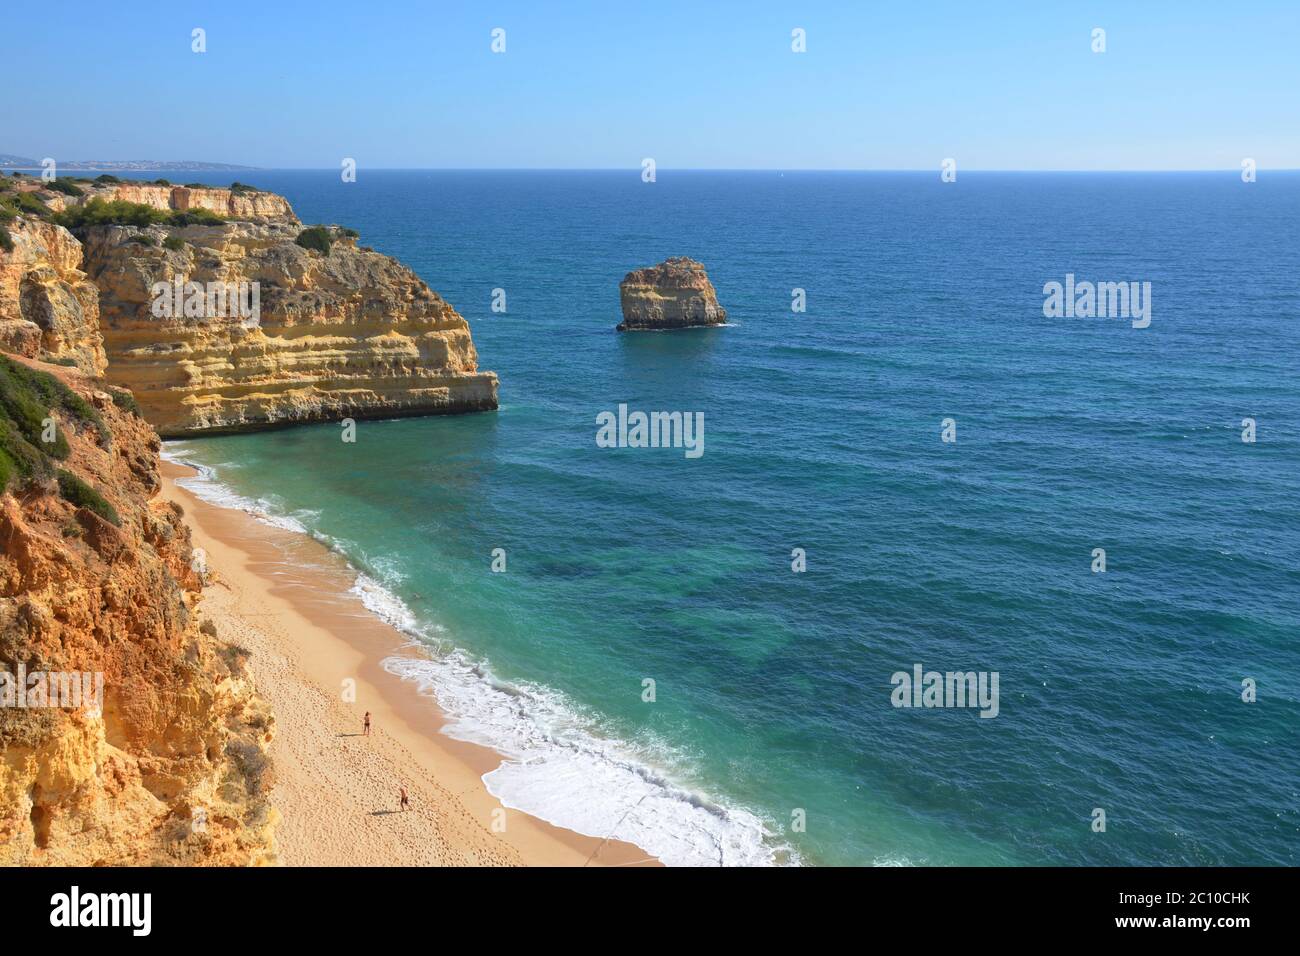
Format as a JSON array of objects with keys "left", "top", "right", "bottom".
[
  {"left": 399, "top": 785, "right": 409, "bottom": 812},
  {"left": 363, "top": 711, "right": 371, "bottom": 737}
]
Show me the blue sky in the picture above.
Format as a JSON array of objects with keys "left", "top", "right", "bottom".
[{"left": 6, "top": 0, "right": 1298, "bottom": 169}]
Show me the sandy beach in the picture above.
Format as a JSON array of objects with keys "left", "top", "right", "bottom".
[{"left": 159, "top": 459, "right": 658, "bottom": 867}]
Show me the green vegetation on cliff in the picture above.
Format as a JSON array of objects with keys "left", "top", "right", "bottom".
[
  {"left": 295, "top": 225, "right": 359, "bottom": 255},
  {"left": 55, "top": 468, "right": 121, "bottom": 526},
  {"left": 54, "top": 197, "right": 225, "bottom": 230},
  {"left": 109, "top": 388, "right": 143, "bottom": 417},
  {"left": 0, "top": 356, "right": 111, "bottom": 520},
  {"left": 0, "top": 190, "right": 53, "bottom": 221},
  {"left": 45, "top": 179, "right": 84, "bottom": 197},
  {"left": 294, "top": 225, "right": 333, "bottom": 254}
]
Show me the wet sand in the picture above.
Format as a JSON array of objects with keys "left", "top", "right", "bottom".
[{"left": 160, "top": 459, "right": 659, "bottom": 867}]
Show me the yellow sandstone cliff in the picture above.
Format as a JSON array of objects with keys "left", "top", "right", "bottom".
[
  {"left": 84, "top": 218, "right": 498, "bottom": 435},
  {"left": 0, "top": 177, "right": 499, "bottom": 864},
  {"left": 617, "top": 256, "right": 728, "bottom": 331},
  {"left": 3, "top": 178, "right": 498, "bottom": 435},
  {"left": 0, "top": 217, "right": 106, "bottom": 375},
  {"left": 0, "top": 356, "right": 277, "bottom": 865},
  {"left": 20, "top": 178, "right": 294, "bottom": 221},
  {"left": 86, "top": 181, "right": 296, "bottom": 221}
]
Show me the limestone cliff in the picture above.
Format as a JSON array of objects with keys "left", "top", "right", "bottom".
[
  {"left": 0, "top": 217, "right": 106, "bottom": 375},
  {"left": 83, "top": 221, "right": 497, "bottom": 435},
  {"left": 0, "top": 356, "right": 277, "bottom": 865},
  {"left": 0, "top": 176, "right": 499, "bottom": 865},
  {"left": 618, "top": 256, "right": 728, "bottom": 331},
  {"left": 0, "top": 177, "right": 498, "bottom": 436},
  {"left": 71, "top": 181, "right": 296, "bottom": 222}
]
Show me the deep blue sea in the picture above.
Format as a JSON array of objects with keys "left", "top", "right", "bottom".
[{"left": 137, "top": 169, "right": 1298, "bottom": 865}]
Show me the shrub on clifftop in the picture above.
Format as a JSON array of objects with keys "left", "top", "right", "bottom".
[
  {"left": 295, "top": 225, "right": 357, "bottom": 255},
  {"left": 168, "top": 207, "right": 225, "bottom": 226},
  {"left": 109, "top": 388, "right": 143, "bottom": 417},
  {"left": 295, "top": 225, "right": 333, "bottom": 255},
  {"left": 54, "top": 197, "right": 224, "bottom": 230},
  {"left": 45, "top": 179, "right": 84, "bottom": 197},
  {"left": 6, "top": 191, "right": 53, "bottom": 220}
]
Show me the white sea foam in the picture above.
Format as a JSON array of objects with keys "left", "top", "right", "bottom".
[
  {"left": 349, "top": 573, "right": 438, "bottom": 641},
  {"left": 162, "top": 444, "right": 315, "bottom": 534},
  {"left": 383, "top": 650, "right": 793, "bottom": 867},
  {"left": 162, "top": 441, "right": 794, "bottom": 867}
]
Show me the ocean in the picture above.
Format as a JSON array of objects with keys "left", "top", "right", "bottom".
[{"left": 147, "top": 169, "right": 1297, "bottom": 865}]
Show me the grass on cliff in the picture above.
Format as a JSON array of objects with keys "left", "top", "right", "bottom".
[
  {"left": 54, "top": 197, "right": 225, "bottom": 230},
  {"left": 56, "top": 469, "right": 120, "bottom": 526},
  {"left": 0, "top": 190, "right": 54, "bottom": 221},
  {"left": 0, "top": 356, "right": 113, "bottom": 521},
  {"left": 109, "top": 388, "right": 143, "bottom": 417}
]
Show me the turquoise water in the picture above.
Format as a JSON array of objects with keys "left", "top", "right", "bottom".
[{"left": 158, "top": 170, "right": 1298, "bottom": 865}]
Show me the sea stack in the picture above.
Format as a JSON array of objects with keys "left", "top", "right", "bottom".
[{"left": 617, "top": 257, "right": 727, "bottom": 331}]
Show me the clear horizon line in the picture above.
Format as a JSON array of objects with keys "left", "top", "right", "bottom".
[{"left": 9, "top": 165, "right": 1297, "bottom": 174}]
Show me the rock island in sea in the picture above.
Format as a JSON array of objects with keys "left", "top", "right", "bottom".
[{"left": 617, "top": 256, "right": 727, "bottom": 331}]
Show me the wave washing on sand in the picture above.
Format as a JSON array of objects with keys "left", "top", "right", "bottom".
[
  {"left": 378, "top": 642, "right": 791, "bottom": 867},
  {"left": 162, "top": 443, "right": 795, "bottom": 867},
  {"left": 161, "top": 448, "right": 318, "bottom": 536}
]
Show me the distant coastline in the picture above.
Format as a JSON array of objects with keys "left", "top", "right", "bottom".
[
  {"left": 0, "top": 153, "right": 257, "bottom": 171},
  {"left": 5, "top": 155, "right": 1297, "bottom": 174}
]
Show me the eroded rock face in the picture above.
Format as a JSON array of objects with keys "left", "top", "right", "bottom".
[
  {"left": 618, "top": 257, "right": 728, "bottom": 331},
  {"left": 2, "top": 182, "right": 498, "bottom": 435},
  {"left": 0, "top": 360, "right": 277, "bottom": 865},
  {"left": 82, "top": 220, "right": 499, "bottom": 436},
  {"left": 0, "top": 219, "right": 107, "bottom": 375},
  {"left": 73, "top": 182, "right": 297, "bottom": 222}
]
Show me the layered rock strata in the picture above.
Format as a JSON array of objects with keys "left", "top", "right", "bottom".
[
  {"left": 82, "top": 221, "right": 498, "bottom": 435},
  {"left": 0, "top": 177, "right": 500, "bottom": 864},
  {"left": 618, "top": 256, "right": 728, "bottom": 331},
  {"left": 72, "top": 181, "right": 296, "bottom": 221},
  {"left": 0, "top": 179, "right": 499, "bottom": 436},
  {"left": 0, "top": 218, "right": 106, "bottom": 375}
]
